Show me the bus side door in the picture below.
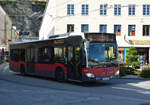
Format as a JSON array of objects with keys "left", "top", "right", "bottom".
[
  {"left": 26, "top": 48, "right": 35, "bottom": 74},
  {"left": 67, "top": 46, "right": 82, "bottom": 80}
]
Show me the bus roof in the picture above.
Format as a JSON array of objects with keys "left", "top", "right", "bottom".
[
  {"left": 49, "top": 32, "right": 85, "bottom": 40},
  {"left": 9, "top": 32, "right": 116, "bottom": 45},
  {"left": 9, "top": 32, "right": 85, "bottom": 45}
]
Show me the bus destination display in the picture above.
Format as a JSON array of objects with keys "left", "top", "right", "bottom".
[{"left": 86, "top": 33, "right": 115, "bottom": 42}]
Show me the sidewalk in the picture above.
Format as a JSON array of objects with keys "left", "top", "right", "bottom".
[
  {"left": 0, "top": 62, "right": 11, "bottom": 73},
  {"left": 120, "top": 74, "right": 150, "bottom": 80}
]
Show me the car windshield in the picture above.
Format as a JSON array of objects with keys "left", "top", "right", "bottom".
[{"left": 88, "top": 43, "right": 117, "bottom": 65}]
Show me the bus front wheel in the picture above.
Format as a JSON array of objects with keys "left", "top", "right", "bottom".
[{"left": 55, "top": 68, "right": 64, "bottom": 81}]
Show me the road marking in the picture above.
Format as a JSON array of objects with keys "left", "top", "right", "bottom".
[
  {"left": 112, "top": 87, "right": 150, "bottom": 95},
  {"left": 128, "top": 82, "right": 150, "bottom": 90}
]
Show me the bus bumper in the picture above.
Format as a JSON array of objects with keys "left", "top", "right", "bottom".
[{"left": 82, "top": 74, "right": 118, "bottom": 82}]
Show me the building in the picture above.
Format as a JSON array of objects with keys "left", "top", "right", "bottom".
[
  {"left": 0, "top": 5, "right": 6, "bottom": 49},
  {"left": 0, "top": 5, "right": 17, "bottom": 50},
  {"left": 39, "top": 0, "right": 150, "bottom": 64}
]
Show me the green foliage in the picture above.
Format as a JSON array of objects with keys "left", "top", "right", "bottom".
[
  {"left": 126, "top": 47, "right": 141, "bottom": 69},
  {"left": 140, "top": 66, "right": 150, "bottom": 78},
  {"left": 119, "top": 63, "right": 138, "bottom": 76},
  {"left": 0, "top": 0, "right": 46, "bottom": 6},
  {"left": 32, "top": 1, "right": 46, "bottom": 6},
  {"left": 0, "top": 0, "right": 16, "bottom": 5},
  {"left": 119, "top": 65, "right": 126, "bottom": 76}
]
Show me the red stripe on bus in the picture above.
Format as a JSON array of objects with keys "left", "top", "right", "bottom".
[
  {"left": 35, "top": 63, "right": 67, "bottom": 73},
  {"left": 10, "top": 61, "right": 27, "bottom": 70},
  {"left": 35, "top": 64, "right": 54, "bottom": 71},
  {"left": 10, "top": 61, "right": 19, "bottom": 69}
]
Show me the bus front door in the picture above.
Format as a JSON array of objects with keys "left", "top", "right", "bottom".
[
  {"left": 26, "top": 48, "right": 35, "bottom": 74},
  {"left": 67, "top": 46, "right": 82, "bottom": 80}
]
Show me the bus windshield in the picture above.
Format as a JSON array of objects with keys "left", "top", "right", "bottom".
[{"left": 88, "top": 43, "right": 117, "bottom": 66}]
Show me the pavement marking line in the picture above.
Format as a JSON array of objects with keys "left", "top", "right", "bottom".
[
  {"left": 112, "top": 87, "right": 150, "bottom": 95},
  {"left": 128, "top": 82, "right": 150, "bottom": 90}
]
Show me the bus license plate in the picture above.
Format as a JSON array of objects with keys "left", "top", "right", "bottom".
[
  {"left": 96, "top": 77, "right": 101, "bottom": 80},
  {"left": 102, "top": 77, "right": 110, "bottom": 80}
]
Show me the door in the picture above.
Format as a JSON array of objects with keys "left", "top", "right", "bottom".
[
  {"left": 67, "top": 46, "right": 82, "bottom": 80},
  {"left": 26, "top": 48, "right": 35, "bottom": 73}
]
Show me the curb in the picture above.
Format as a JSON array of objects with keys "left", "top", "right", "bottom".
[{"left": 119, "top": 76, "right": 150, "bottom": 80}]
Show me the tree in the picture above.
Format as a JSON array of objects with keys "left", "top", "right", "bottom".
[{"left": 126, "top": 47, "right": 141, "bottom": 69}]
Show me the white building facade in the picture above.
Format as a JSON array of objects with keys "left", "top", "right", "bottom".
[{"left": 40, "top": 0, "right": 150, "bottom": 64}]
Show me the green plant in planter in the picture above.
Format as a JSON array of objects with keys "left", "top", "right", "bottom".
[
  {"left": 140, "top": 66, "right": 150, "bottom": 78},
  {"left": 125, "top": 47, "right": 141, "bottom": 69}
]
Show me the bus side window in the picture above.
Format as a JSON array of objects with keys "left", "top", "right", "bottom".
[
  {"left": 81, "top": 47, "right": 86, "bottom": 67},
  {"left": 14, "top": 49, "right": 19, "bottom": 62},
  {"left": 54, "top": 47, "right": 65, "bottom": 62},
  {"left": 31, "top": 48, "right": 35, "bottom": 62},
  {"left": 38, "top": 47, "right": 51, "bottom": 63},
  {"left": 20, "top": 49, "right": 25, "bottom": 61},
  {"left": 26, "top": 48, "right": 31, "bottom": 62},
  {"left": 68, "top": 47, "right": 73, "bottom": 62},
  {"left": 10, "top": 49, "right": 13, "bottom": 61}
]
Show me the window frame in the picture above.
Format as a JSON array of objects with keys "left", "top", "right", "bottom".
[
  {"left": 67, "top": 24, "right": 74, "bottom": 33},
  {"left": 143, "top": 5, "right": 150, "bottom": 16},
  {"left": 81, "top": 4, "right": 89, "bottom": 15},
  {"left": 128, "top": 25, "right": 136, "bottom": 36},
  {"left": 143, "top": 25, "right": 150, "bottom": 36},
  {"left": 100, "top": 4, "right": 107, "bottom": 15},
  {"left": 99, "top": 24, "right": 107, "bottom": 33},
  {"left": 128, "top": 4, "right": 135, "bottom": 16},
  {"left": 67, "top": 4, "right": 74, "bottom": 15},
  {"left": 114, "top": 4, "right": 121, "bottom": 16},
  {"left": 81, "top": 24, "right": 89, "bottom": 33},
  {"left": 114, "top": 25, "right": 121, "bottom": 36}
]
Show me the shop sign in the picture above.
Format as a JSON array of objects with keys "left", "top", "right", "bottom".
[{"left": 130, "top": 40, "right": 150, "bottom": 45}]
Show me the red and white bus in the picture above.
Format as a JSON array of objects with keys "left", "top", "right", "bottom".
[{"left": 9, "top": 32, "right": 119, "bottom": 82}]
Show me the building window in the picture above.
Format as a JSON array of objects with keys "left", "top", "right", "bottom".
[
  {"left": 67, "top": 24, "right": 74, "bottom": 33},
  {"left": 67, "top": 4, "right": 74, "bottom": 15},
  {"left": 81, "top": 24, "right": 88, "bottom": 33},
  {"left": 114, "top": 25, "right": 121, "bottom": 35},
  {"left": 114, "top": 4, "right": 121, "bottom": 16},
  {"left": 128, "top": 5, "right": 135, "bottom": 16},
  {"left": 82, "top": 4, "right": 88, "bottom": 15},
  {"left": 143, "top": 25, "right": 150, "bottom": 36},
  {"left": 100, "top": 4, "right": 107, "bottom": 15},
  {"left": 143, "top": 5, "right": 150, "bottom": 16},
  {"left": 99, "top": 24, "right": 107, "bottom": 33},
  {"left": 128, "top": 25, "right": 136, "bottom": 36}
]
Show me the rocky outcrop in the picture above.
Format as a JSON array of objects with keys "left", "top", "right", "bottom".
[{"left": 0, "top": 0, "right": 46, "bottom": 37}]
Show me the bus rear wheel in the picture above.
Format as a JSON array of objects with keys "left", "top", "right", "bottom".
[{"left": 55, "top": 68, "right": 64, "bottom": 81}]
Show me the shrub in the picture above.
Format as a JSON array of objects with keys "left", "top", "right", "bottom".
[
  {"left": 119, "top": 63, "right": 137, "bottom": 76},
  {"left": 140, "top": 66, "right": 150, "bottom": 78},
  {"left": 126, "top": 47, "right": 141, "bottom": 69},
  {"left": 119, "top": 66, "right": 126, "bottom": 76}
]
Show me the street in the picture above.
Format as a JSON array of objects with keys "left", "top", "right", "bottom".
[{"left": 0, "top": 63, "right": 150, "bottom": 105}]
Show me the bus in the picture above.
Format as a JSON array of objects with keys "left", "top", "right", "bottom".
[{"left": 9, "top": 32, "right": 119, "bottom": 82}]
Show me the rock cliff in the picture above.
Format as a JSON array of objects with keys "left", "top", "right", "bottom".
[{"left": 0, "top": 0, "right": 46, "bottom": 36}]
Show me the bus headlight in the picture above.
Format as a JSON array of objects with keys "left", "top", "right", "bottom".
[
  {"left": 86, "top": 73, "right": 95, "bottom": 78},
  {"left": 115, "top": 70, "right": 120, "bottom": 76}
]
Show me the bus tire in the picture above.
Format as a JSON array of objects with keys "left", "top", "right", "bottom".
[
  {"left": 55, "top": 68, "right": 64, "bottom": 81},
  {"left": 20, "top": 65, "right": 26, "bottom": 76}
]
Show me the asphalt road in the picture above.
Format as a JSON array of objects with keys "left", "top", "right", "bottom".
[{"left": 0, "top": 63, "right": 150, "bottom": 105}]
